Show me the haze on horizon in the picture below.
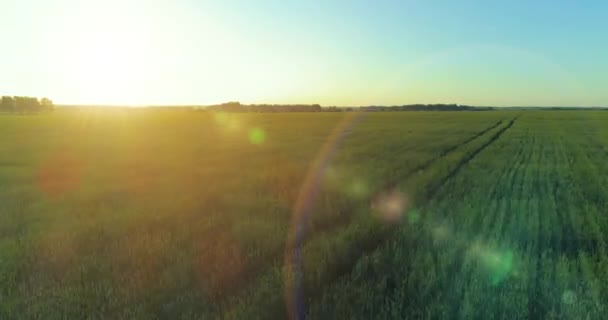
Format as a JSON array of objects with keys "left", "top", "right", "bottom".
[{"left": 2, "top": 0, "right": 608, "bottom": 107}]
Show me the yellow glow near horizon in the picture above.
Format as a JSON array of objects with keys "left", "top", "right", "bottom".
[
  {"left": 41, "top": 0, "right": 304, "bottom": 106},
  {"left": 4, "top": 0, "right": 608, "bottom": 106},
  {"left": 41, "top": 1, "right": 168, "bottom": 105},
  {"left": 58, "top": 27, "right": 150, "bottom": 105}
]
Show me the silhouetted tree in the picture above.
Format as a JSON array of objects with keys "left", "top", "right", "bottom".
[
  {"left": 207, "top": 102, "right": 323, "bottom": 113},
  {"left": 1, "top": 96, "right": 16, "bottom": 112},
  {"left": 14, "top": 96, "right": 26, "bottom": 113},
  {"left": 41, "top": 97, "right": 54, "bottom": 112},
  {"left": 1, "top": 96, "right": 51, "bottom": 113},
  {"left": 204, "top": 102, "right": 492, "bottom": 113}
]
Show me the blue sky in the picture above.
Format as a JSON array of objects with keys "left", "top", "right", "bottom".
[{"left": 1, "top": 0, "right": 607, "bottom": 106}]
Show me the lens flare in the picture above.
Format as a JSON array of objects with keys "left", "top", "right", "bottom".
[
  {"left": 431, "top": 224, "right": 451, "bottom": 242},
  {"left": 562, "top": 290, "right": 576, "bottom": 305},
  {"left": 484, "top": 250, "right": 513, "bottom": 285},
  {"left": 213, "top": 112, "right": 242, "bottom": 132},
  {"left": 249, "top": 128, "right": 266, "bottom": 145},
  {"left": 213, "top": 112, "right": 229, "bottom": 126},
  {"left": 226, "top": 118, "right": 241, "bottom": 131},
  {"left": 372, "top": 190, "right": 408, "bottom": 223},
  {"left": 347, "top": 178, "right": 369, "bottom": 198},
  {"left": 323, "top": 166, "right": 341, "bottom": 187},
  {"left": 407, "top": 208, "right": 421, "bottom": 224},
  {"left": 194, "top": 232, "right": 244, "bottom": 298},
  {"left": 284, "top": 111, "right": 366, "bottom": 320},
  {"left": 37, "top": 150, "right": 83, "bottom": 197},
  {"left": 467, "top": 242, "right": 515, "bottom": 285}
]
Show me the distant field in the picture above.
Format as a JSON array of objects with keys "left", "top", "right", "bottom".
[{"left": 2, "top": 109, "right": 608, "bottom": 319}]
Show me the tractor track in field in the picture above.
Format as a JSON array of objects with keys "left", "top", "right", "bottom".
[
  {"left": 399, "top": 115, "right": 519, "bottom": 319},
  {"left": 488, "top": 139, "right": 526, "bottom": 242},
  {"left": 295, "top": 118, "right": 517, "bottom": 309},
  {"left": 308, "top": 118, "right": 508, "bottom": 237},
  {"left": 221, "top": 117, "right": 514, "bottom": 311},
  {"left": 324, "top": 116, "right": 519, "bottom": 310},
  {"left": 498, "top": 132, "right": 534, "bottom": 247},
  {"left": 216, "top": 117, "right": 514, "bottom": 319},
  {"left": 383, "top": 119, "right": 505, "bottom": 191},
  {"left": 225, "top": 116, "right": 521, "bottom": 317},
  {"left": 427, "top": 116, "right": 519, "bottom": 201},
  {"left": 441, "top": 131, "right": 523, "bottom": 316},
  {"left": 322, "top": 118, "right": 512, "bottom": 235},
  {"left": 221, "top": 119, "right": 505, "bottom": 304},
  {"left": 427, "top": 115, "right": 519, "bottom": 320},
  {"left": 468, "top": 132, "right": 527, "bottom": 244}
]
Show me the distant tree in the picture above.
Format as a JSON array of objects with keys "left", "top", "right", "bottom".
[
  {"left": 0, "top": 96, "right": 52, "bottom": 113},
  {"left": 1, "top": 96, "right": 15, "bottom": 112},
  {"left": 324, "top": 106, "right": 342, "bottom": 112},
  {"left": 207, "top": 102, "right": 324, "bottom": 113},
  {"left": 41, "top": 97, "right": 54, "bottom": 112},
  {"left": 14, "top": 96, "right": 25, "bottom": 113},
  {"left": 13, "top": 96, "right": 40, "bottom": 113},
  {"left": 28, "top": 97, "right": 41, "bottom": 113}
]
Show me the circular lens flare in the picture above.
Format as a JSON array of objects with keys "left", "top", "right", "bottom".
[{"left": 249, "top": 128, "right": 266, "bottom": 145}]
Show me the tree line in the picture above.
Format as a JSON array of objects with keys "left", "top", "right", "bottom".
[
  {"left": 206, "top": 102, "right": 323, "bottom": 112},
  {"left": 360, "top": 104, "right": 492, "bottom": 111},
  {"left": 1, "top": 96, "right": 54, "bottom": 113},
  {"left": 204, "top": 102, "right": 493, "bottom": 113}
]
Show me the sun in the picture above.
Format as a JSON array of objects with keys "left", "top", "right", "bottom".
[
  {"left": 44, "top": 1, "right": 164, "bottom": 105},
  {"left": 73, "top": 30, "right": 158, "bottom": 105},
  {"left": 61, "top": 28, "right": 149, "bottom": 105},
  {"left": 40, "top": 0, "right": 305, "bottom": 106}
]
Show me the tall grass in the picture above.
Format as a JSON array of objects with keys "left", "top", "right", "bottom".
[{"left": 0, "top": 109, "right": 525, "bottom": 318}]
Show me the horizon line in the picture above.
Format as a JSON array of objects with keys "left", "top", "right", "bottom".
[{"left": 55, "top": 103, "right": 608, "bottom": 109}]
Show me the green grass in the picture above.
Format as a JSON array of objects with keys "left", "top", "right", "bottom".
[
  {"left": 3, "top": 109, "right": 608, "bottom": 319},
  {"left": 308, "top": 111, "right": 608, "bottom": 319}
]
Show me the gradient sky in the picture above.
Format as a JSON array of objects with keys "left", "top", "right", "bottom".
[{"left": 2, "top": 0, "right": 608, "bottom": 106}]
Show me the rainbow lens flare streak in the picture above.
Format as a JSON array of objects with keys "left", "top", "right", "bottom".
[{"left": 284, "top": 111, "right": 366, "bottom": 320}]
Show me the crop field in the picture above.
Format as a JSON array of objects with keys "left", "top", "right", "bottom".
[{"left": 2, "top": 109, "right": 608, "bottom": 319}]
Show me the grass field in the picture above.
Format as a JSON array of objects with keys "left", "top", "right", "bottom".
[{"left": 2, "top": 109, "right": 608, "bottom": 319}]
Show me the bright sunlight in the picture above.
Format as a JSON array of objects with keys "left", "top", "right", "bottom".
[
  {"left": 40, "top": 0, "right": 301, "bottom": 106},
  {"left": 43, "top": 1, "right": 169, "bottom": 105},
  {"left": 4, "top": 1, "right": 608, "bottom": 319}
]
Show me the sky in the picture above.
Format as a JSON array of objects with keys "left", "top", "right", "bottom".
[{"left": 2, "top": 0, "right": 608, "bottom": 106}]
